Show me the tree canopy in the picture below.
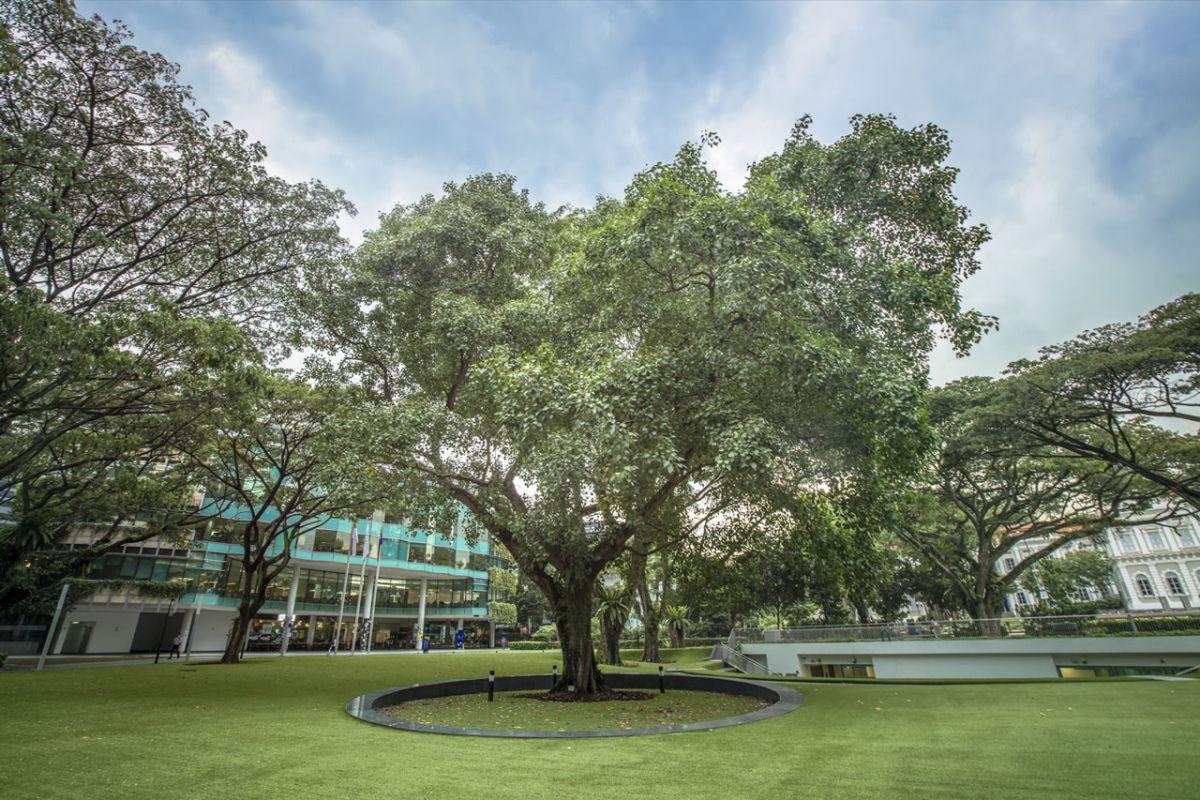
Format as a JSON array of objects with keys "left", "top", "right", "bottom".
[
  {"left": 0, "top": 1, "right": 349, "bottom": 611},
  {"left": 995, "top": 293, "right": 1200, "bottom": 505}
]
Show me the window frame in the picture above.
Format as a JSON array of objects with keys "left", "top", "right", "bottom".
[{"left": 1163, "top": 571, "right": 1186, "bottom": 596}]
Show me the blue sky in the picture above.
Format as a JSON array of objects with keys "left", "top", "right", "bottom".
[{"left": 80, "top": 0, "right": 1200, "bottom": 384}]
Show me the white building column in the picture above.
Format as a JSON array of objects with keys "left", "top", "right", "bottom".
[
  {"left": 178, "top": 608, "right": 197, "bottom": 656},
  {"left": 415, "top": 577, "right": 428, "bottom": 651},
  {"left": 184, "top": 599, "right": 206, "bottom": 662},
  {"left": 280, "top": 565, "right": 300, "bottom": 655},
  {"left": 360, "top": 573, "right": 376, "bottom": 652}
]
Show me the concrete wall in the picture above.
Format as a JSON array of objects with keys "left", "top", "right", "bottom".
[
  {"left": 187, "top": 609, "right": 237, "bottom": 653},
  {"left": 54, "top": 607, "right": 139, "bottom": 654},
  {"left": 743, "top": 635, "right": 1200, "bottom": 678},
  {"left": 872, "top": 654, "right": 1058, "bottom": 679}
]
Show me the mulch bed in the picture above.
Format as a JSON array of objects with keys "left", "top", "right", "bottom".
[{"left": 512, "top": 690, "right": 655, "bottom": 702}]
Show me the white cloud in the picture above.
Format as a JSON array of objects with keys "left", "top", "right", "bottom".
[
  {"left": 690, "top": 2, "right": 1200, "bottom": 383},
  {"left": 191, "top": 40, "right": 459, "bottom": 244}
]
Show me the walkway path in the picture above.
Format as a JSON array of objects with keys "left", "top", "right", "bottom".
[{"left": 3, "top": 647, "right": 509, "bottom": 671}]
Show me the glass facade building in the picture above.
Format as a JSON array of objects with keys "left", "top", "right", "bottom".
[{"left": 39, "top": 501, "right": 509, "bottom": 656}]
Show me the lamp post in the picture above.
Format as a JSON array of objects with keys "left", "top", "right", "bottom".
[{"left": 330, "top": 521, "right": 358, "bottom": 655}]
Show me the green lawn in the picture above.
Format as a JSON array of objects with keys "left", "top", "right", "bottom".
[{"left": 2, "top": 647, "right": 1197, "bottom": 799}]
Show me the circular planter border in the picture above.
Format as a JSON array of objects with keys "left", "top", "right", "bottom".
[{"left": 345, "top": 672, "right": 803, "bottom": 738}]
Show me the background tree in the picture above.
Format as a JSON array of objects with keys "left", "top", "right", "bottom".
[
  {"left": 995, "top": 294, "right": 1200, "bottom": 504},
  {"left": 664, "top": 604, "right": 688, "bottom": 648},
  {"left": 0, "top": 1, "right": 348, "bottom": 605},
  {"left": 897, "top": 378, "right": 1157, "bottom": 631},
  {"left": 303, "top": 114, "right": 989, "bottom": 696},
  {"left": 182, "top": 377, "right": 383, "bottom": 664},
  {"left": 513, "top": 571, "right": 552, "bottom": 635},
  {"left": 594, "top": 580, "right": 631, "bottom": 665},
  {"left": 1019, "top": 548, "right": 1115, "bottom": 612},
  {"left": 673, "top": 535, "right": 758, "bottom": 634}
]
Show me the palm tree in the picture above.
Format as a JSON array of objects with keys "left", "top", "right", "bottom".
[
  {"left": 595, "top": 583, "right": 631, "bottom": 665},
  {"left": 665, "top": 604, "right": 689, "bottom": 649}
]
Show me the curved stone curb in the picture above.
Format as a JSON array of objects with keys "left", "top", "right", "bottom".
[{"left": 345, "top": 672, "right": 803, "bottom": 739}]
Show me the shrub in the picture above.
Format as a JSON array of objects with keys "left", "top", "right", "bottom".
[
  {"left": 0, "top": 652, "right": 6, "bottom": 669},
  {"left": 508, "top": 640, "right": 552, "bottom": 651}
]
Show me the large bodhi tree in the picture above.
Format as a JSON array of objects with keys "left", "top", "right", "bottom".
[{"left": 304, "top": 117, "right": 990, "bottom": 696}]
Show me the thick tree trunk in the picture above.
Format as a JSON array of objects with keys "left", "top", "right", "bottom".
[
  {"left": 552, "top": 582, "right": 605, "bottom": 696},
  {"left": 971, "top": 597, "right": 1005, "bottom": 636}
]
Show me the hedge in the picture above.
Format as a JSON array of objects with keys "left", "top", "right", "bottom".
[
  {"left": 507, "top": 640, "right": 553, "bottom": 651},
  {"left": 70, "top": 578, "right": 189, "bottom": 601}
]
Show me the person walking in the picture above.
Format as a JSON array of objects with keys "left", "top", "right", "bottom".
[{"left": 169, "top": 634, "right": 182, "bottom": 660}]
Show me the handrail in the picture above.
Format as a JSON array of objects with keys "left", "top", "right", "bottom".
[
  {"left": 728, "top": 611, "right": 1200, "bottom": 646},
  {"left": 712, "top": 642, "right": 772, "bottom": 675}
]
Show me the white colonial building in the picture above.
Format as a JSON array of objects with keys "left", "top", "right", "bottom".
[{"left": 1000, "top": 508, "right": 1200, "bottom": 615}]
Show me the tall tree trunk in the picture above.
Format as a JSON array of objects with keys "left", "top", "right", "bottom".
[
  {"left": 222, "top": 606, "right": 255, "bottom": 664},
  {"left": 597, "top": 620, "right": 610, "bottom": 665},
  {"left": 222, "top": 582, "right": 269, "bottom": 663},
  {"left": 631, "top": 553, "right": 661, "bottom": 663},
  {"left": 599, "top": 618, "right": 624, "bottom": 666}
]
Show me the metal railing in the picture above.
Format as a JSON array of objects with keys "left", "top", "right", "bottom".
[
  {"left": 730, "top": 612, "right": 1200, "bottom": 645},
  {"left": 711, "top": 642, "right": 772, "bottom": 675}
]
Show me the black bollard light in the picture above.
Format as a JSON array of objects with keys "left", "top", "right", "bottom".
[
  {"left": 552, "top": 664, "right": 558, "bottom": 690},
  {"left": 488, "top": 670, "right": 495, "bottom": 702},
  {"left": 658, "top": 665, "right": 665, "bottom": 694}
]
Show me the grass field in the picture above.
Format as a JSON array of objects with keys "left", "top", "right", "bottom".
[{"left": 2, "top": 647, "right": 1197, "bottom": 799}]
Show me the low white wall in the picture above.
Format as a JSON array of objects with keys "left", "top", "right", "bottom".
[
  {"left": 873, "top": 654, "right": 1057, "bottom": 679},
  {"left": 743, "top": 635, "right": 1200, "bottom": 678}
]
